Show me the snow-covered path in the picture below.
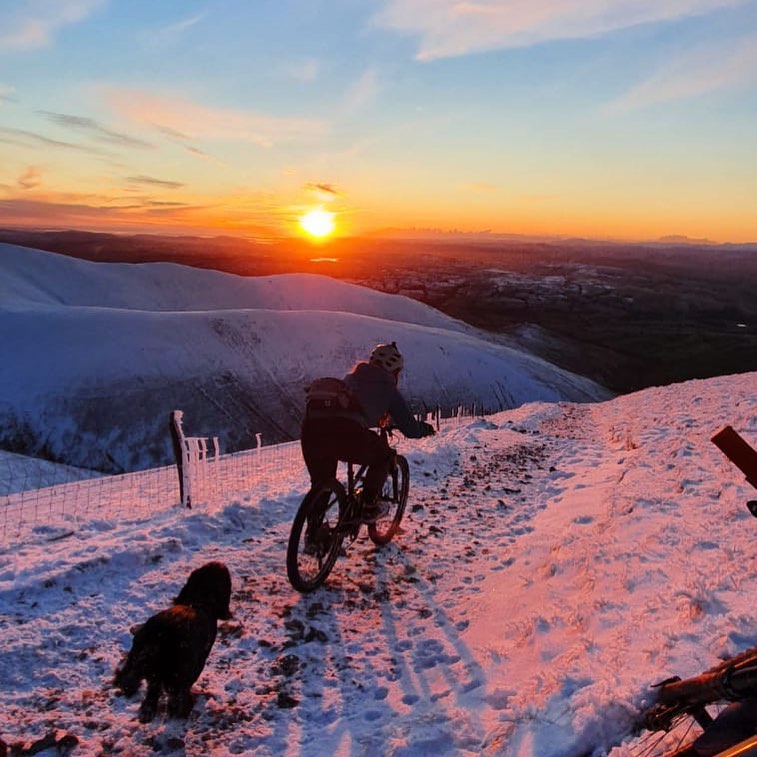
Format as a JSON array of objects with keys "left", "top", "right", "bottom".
[{"left": 1, "top": 373, "right": 755, "bottom": 756}]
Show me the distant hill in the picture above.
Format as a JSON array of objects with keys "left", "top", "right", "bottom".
[{"left": 0, "top": 243, "right": 610, "bottom": 473}]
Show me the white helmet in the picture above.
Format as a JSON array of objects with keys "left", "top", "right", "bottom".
[{"left": 369, "top": 341, "right": 404, "bottom": 373}]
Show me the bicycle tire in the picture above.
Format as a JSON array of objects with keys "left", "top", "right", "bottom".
[
  {"left": 287, "top": 480, "right": 346, "bottom": 592},
  {"left": 368, "top": 454, "right": 409, "bottom": 545}
]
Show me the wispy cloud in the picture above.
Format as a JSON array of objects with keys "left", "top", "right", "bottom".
[
  {"left": 184, "top": 145, "right": 208, "bottom": 158},
  {"left": 0, "top": 0, "right": 104, "bottom": 53},
  {"left": 141, "top": 13, "right": 205, "bottom": 45},
  {"left": 608, "top": 31, "right": 757, "bottom": 111},
  {"left": 305, "top": 183, "right": 340, "bottom": 202},
  {"left": 0, "top": 126, "right": 86, "bottom": 150},
  {"left": 104, "top": 87, "right": 329, "bottom": 147},
  {"left": 39, "top": 111, "right": 154, "bottom": 149},
  {"left": 127, "top": 175, "right": 185, "bottom": 190},
  {"left": 0, "top": 194, "right": 282, "bottom": 235},
  {"left": 373, "top": 0, "right": 750, "bottom": 60},
  {"left": 342, "top": 68, "right": 381, "bottom": 113},
  {"left": 17, "top": 166, "right": 42, "bottom": 189},
  {"left": 0, "top": 83, "right": 16, "bottom": 102},
  {"left": 283, "top": 58, "right": 320, "bottom": 82}
]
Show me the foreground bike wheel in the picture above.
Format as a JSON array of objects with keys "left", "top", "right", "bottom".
[
  {"left": 368, "top": 454, "right": 409, "bottom": 545},
  {"left": 628, "top": 648, "right": 757, "bottom": 756},
  {"left": 287, "top": 480, "right": 346, "bottom": 592}
]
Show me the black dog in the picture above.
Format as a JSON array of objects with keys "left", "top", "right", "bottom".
[{"left": 114, "top": 561, "right": 232, "bottom": 722}]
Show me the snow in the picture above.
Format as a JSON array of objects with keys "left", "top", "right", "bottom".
[{"left": 1, "top": 371, "right": 755, "bottom": 756}]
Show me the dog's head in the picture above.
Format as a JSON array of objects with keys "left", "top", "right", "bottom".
[{"left": 174, "top": 561, "right": 232, "bottom": 620}]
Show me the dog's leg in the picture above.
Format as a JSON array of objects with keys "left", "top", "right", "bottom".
[
  {"left": 113, "top": 661, "right": 141, "bottom": 697},
  {"left": 167, "top": 687, "right": 194, "bottom": 719},
  {"left": 138, "top": 680, "right": 161, "bottom": 723}
]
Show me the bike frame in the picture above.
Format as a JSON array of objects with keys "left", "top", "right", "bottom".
[{"left": 345, "top": 426, "right": 394, "bottom": 503}]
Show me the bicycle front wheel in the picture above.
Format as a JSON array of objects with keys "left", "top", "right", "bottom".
[
  {"left": 287, "top": 480, "right": 346, "bottom": 592},
  {"left": 368, "top": 454, "right": 409, "bottom": 545}
]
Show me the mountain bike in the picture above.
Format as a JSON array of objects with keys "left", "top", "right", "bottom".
[
  {"left": 630, "top": 646, "right": 757, "bottom": 756},
  {"left": 286, "top": 427, "right": 410, "bottom": 593}
]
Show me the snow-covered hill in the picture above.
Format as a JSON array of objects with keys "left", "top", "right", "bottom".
[
  {"left": 0, "top": 244, "right": 610, "bottom": 473},
  {"left": 0, "top": 372, "right": 754, "bottom": 755}
]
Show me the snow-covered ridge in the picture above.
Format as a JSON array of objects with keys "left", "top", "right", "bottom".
[
  {"left": 0, "top": 242, "right": 469, "bottom": 332},
  {"left": 0, "top": 244, "right": 610, "bottom": 473}
]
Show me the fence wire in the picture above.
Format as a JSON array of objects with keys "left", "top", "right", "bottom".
[{"left": 1, "top": 406, "right": 484, "bottom": 550}]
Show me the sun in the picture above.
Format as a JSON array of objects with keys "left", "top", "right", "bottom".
[{"left": 299, "top": 209, "right": 335, "bottom": 239}]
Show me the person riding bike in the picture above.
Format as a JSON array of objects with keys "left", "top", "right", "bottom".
[{"left": 301, "top": 341, "right": 435, "bottom": 520}]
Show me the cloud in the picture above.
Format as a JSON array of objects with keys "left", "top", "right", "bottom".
[
  {"left": 17, "top": 166, "right": 42, "bottom": 189},
  {"left": 305, "top": 183, "right": 340, "bottom": 202},
  {"left": 283, "top": 58, "right": 320, "bottom": 82},
  {"left": 39, "top": 111, "right": 154, "bottom": 149},
  {"left": 0, "top": 126, "right": 87, "bottom": 150},
  {"left": 372, "top": 0, "right": 750, "bottom": 60},
  {"left": 608, "top": 31, "right": 757, "bottom": 111},
  {"left": 0, "top": 195, "right": 281, "bottom": 236},
  {"left": 141, "top": 13, "right": 205, "bottom": 45},
  {"left": 184, "top": 145, "right": 208, "bottom": 158},
  {"left": 0, "top": 0, "right": 104, "bottom": 52},
  {"left": 103, "top": 87, "right": 329, "bottom": 147},
  {"left": 127, "top": 175, "right": 185, "bottom": 190},
  {"left": 343, "top": 68, "right": 381, "bottom": 112},
  {"left": 0, "top": 83, "right": 16, "bottom": 102}
]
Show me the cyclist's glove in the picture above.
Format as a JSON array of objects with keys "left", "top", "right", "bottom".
[{"left": 420, "top": 421, "right": 436, "bottom": 437}]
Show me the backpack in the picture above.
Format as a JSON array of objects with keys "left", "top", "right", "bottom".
[{"left": 305, "top": 377, "right": 354, "bottom": 412}]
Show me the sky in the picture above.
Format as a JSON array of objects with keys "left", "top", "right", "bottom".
[
  {"left": 1, "top": 370, "right": 756, "bottom": 755},
  {"left": 1, "top": 1, "right": 757, "bottom": 243}
]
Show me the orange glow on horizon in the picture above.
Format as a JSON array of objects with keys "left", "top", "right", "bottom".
[{"left": 1, "top": 189, "right": 755, "bottom": 245}]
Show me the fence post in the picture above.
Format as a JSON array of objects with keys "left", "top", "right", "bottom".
[{"left": 169, "top": 410, "right": 192, "bottom": 508}]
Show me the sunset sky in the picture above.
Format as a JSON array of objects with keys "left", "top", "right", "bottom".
[{"left": 1, "top": 0, "right": 756, "bottom": 243}]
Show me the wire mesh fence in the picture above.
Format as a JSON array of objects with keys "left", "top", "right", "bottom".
[
  {"left": 0, "top": 442, "right": 306, "bottom": 550},
  {"left": 0, "top": 404, "right": 487, "bottom": 550}
]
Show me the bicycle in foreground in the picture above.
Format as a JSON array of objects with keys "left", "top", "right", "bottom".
[
  {"left": 286, "top": 426, "right": 410, "bottom": 593},
  {"left": 629, "top": 645, "right": 757, "bottom": 756}
]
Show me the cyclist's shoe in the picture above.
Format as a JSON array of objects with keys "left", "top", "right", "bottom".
[
  {"left": 303, "top": 531, "right": 319, "bottom": 556},
  {"left": 361, "top": 494, "right": 389, "bottom": 522},
  {"left": 304, "top": 522, "right": 329, "bottom": 556},
  {"left": 359, "top": 493, "right": 378, "bottom": 522}
]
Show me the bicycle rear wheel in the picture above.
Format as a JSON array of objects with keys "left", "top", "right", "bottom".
[
  {"left": 368, "top": 454, "right": 409, "bottom": 545},
  {"left": 287, "top": 480, "right": 346, "bottom": 592}
]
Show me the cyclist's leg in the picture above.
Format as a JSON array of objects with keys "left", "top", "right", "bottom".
[
  {"left": 361, "top": 433, "right": 393, "bottom": 508},
  {"left": 301, "top": 418, "right": 339, "bottom": 487},
  {"left": 303, "top": 418, "right": 390, "bottom": 509},
  {"left": 301, "top": 419, "right": 339, "bottom": 546}
]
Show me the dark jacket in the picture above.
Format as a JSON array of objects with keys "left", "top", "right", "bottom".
[{"left": 343, "top": 362, "right": 428, "bottom": 439}]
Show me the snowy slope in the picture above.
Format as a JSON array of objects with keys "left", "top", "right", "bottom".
[
  {"left": 0, "top": 372, "right": 754, "bottom": 756},
  {"left": 0, "top": 244, "right": 610, "bottom": 473}
]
